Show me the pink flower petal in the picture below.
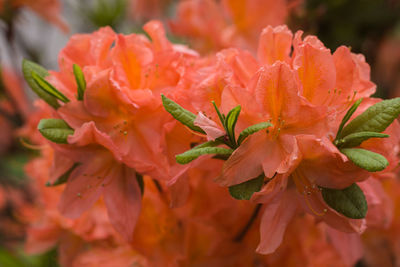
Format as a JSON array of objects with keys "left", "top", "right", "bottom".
[
  {"left": 103, "top": 166, "right": 142, "bottom": 242},
  {"left": 256, "top": 191, "right": 298, "bottom": 254},
  {"left": 194, "top": 112, "right": 225, "bottom": 141}
]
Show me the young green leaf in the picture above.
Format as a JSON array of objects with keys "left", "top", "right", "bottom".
[
  {"left": 340, "top": 97, "right": 400, "bottom": 137},
  {"left": 38, "top": 119, "right": 74, "bottom": 144},
  {"left": 212, "top": 101, "right": 225, "bottom": 125},
  {"left": 336, "top": 98, "right": 363, "bottom": 138},
  {"left": 335, "top": 132, "right": 389, "bottom": 148},
  {"left": 321, "top": 183, "right": 367, "bottom": 219},
  {"left": 22, "top": 59, "right": 60, "bottom": 109},
  {"left": 228, "top": 174, "right": 264, "bottom": 200},
  {"left": 340, "top": 148, "right": 389, "bottom": 172},
  {"left": 237, "top": 122, "right": 273, "bottom": 145},
  {"left": 32, "top": 72, "right": 70, "bottom": 103},
  {"left": 176, "top": 146, "right": 233, "bottom": 164},
  {"left": 73, "top": 64, "right": 86, "bottom": 100},
  {"left": 46, "top": 163, "right": 79, "bottom": 186},
  {"left": 161, "top": 94, "right": 205, "bottom": 133},
  {"left": 224, "top": 105, "right": 241, "bottom": 147}
]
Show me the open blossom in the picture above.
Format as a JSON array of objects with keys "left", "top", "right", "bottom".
[
  {"left": 177, "top": 24, "right": 400, "bottom": 254},
  {"left": 21, "top": 14, "right": 400, "bottom": 264},
  {"left": 31, "top": 21, "right": 202, "bottom": 242},
  {"left": 24, "top": 144, "right": 144, "bottom": 266}
]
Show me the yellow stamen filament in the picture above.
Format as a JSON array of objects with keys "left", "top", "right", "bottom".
[
  {"left": 19, "top": 138, "right": 47, "bottom": 150},
  {"left": 292, "top": 171, "right": 327, "bottom": 217},
  {"left": 267, "top": 117, "right": 285, "bottom": 139},
  {"left": 337, "top": 90, "right": 358, "bottom": 114},
  {"left": 321, "top": 88, "right": 357, "bottom": 112}
]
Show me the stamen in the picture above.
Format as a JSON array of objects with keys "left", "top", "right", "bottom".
[
  {"left": 292, "top": 171, "right": 326, "bottom": 217},
  {"left": 337, "top": 90, "right": 358, "bottom": 114},
  {"left": 19, "top": 138, "right": 47, "bottom": 150},
  {"left": 303, "top": 194, "right": 327, "bottom": 216}
]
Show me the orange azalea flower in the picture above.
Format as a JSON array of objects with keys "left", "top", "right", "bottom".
[
  {"left": 362, "top": 177, "right": 400, "bottom": 267},
  {"left": 49, "top": 22, "right": 198, "bottom": 180},
  {"left": 0, "top": 0, "right": 68, "bottom": 32},
  {"left": 170, "top": 0, "right": 299, "bottom": 53},
  {"left": 51, "top": 122, "right": 142, "bottom": 242},
  {"left": 128, "top": 0, "right": 173, "bottom": 22},
  {"left": 265, "top": 214, "right": 362, "bottom": 267},
  {"left": 33, "top": 21, "right": 201, "bottom": 243},
  {"left": 182, "top": 25, "right": 399, "bottom": 254}
]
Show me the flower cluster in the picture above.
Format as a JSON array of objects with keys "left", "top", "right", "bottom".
[{"left": 22, "top": 20, "right": 400, "bottom": 266}]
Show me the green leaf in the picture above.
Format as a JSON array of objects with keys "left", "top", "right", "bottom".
[
  {"left": 73, "top": 64, "right": 86, "bottom": 100},
  {"left": 335, "top": 132, "right": 389, "bottom": 148},
  {"left": 22, "top": 59, "right": 60, "bottom": 109},
  {"left": 237, "top": 122, "right": 273, "bottom": 145},
  {"left": 321, "top": 183, "right": 367, "bottom": 219},
  {"left": 176, "top": 146, "right": 233, "bottom": 164},
  {"left": 212, "top": 100, "right": 225, "bottom": 125},
  {"left": 46, "top": 163, "right": 79, "bottom": 186},
  {"left": 336, "top": 98, "right": 363, "bottom": 138},
  {"left": 161, "top": 94, "right": 205, "bottom": 133},
  {"left": 31, "top": 71, "right": 69, "bottom": 103},
  {"left": 224, "top": 105, "right": 241, "bottom": 147},
  {"left": 192, "top": 140, "right": 223, "bottom": 149},
  {"left": 340, "top": 148, "right": 389, "bottom": 172},
  {"left": 340, "top": 97, "right": 400, "bottom": 137},
  {"left": 38, "top": 119, "right": 74, "bottom": 144},
  {"left": 228, "top": 174, "right": 264, "bottom": 200}
]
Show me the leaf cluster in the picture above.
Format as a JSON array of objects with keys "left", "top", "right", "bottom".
[{"left": 321, "top": 97, "right": 400, "bottom": 219}]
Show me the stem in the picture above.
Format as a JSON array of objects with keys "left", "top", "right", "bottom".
[{"left": 234, "top": 204, "right": 262, "bottom": 242}]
